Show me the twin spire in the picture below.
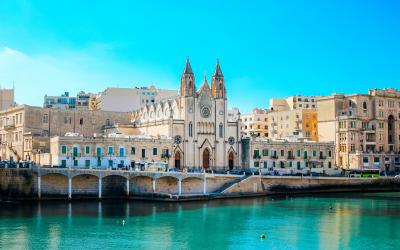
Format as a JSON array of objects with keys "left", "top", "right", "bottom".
[{"left": 181, "top": 57, "right": 225, "bottom": 98}]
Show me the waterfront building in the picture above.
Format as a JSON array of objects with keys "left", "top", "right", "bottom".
[
  {"left": 91, "top": 85, "right": 178, "bottom": 112},
  {"left": 49, "top": 134, "right": 173, "bottom": 169},
  {"left": 246, "top": 137, "right": 338, "bottom": 175},
  {"left": 0, "top": 88, "right": 15, "bottom": 111},
  {"left": 318, "top": 88, "right": 400, "bottom": 173},
  {"left": 130, "top": 59, "right": 241, "bottom": 170},
  {"left": 0, "top": 105, "right": 130, "bottom": 162}
]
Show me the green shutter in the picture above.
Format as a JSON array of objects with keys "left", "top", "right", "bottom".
[
  {"left": 61, "top": 145, "right": 67, "bottom": 154},
  {"left": 85, "top": 146, "right": 90, "bottom": 154}
]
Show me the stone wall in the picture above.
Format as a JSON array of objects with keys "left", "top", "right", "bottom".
[{"left": 0, "top": 169, "right": 35, "bottom": 198}]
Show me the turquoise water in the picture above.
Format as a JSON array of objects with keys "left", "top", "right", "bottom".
[{"left": 0, "top": 193, "right": 400, "bottom": 250}]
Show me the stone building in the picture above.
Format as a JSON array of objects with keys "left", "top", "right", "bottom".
[
  {"left": 318, "top": 88, "right": 400, "bottom": 173},
  {"left": 0, "top": 105, "right": 130, "bottom": 162},
  {"left": 247, "top": 138, "right": 338, "bottom": 175},
  {"left": 131, "top": 59, "right": 241, "bottom": 170},
  {"left": 49, "top": 134, "right": 173, "bottom": 169}
]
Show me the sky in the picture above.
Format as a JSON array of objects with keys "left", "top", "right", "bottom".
[{"left": 0, "top": 0, "right": 400, "bottom": 113}]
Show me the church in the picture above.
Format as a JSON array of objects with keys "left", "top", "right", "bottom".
[{"left": 131, "top": 58, "right": 242, "bottom": 170}]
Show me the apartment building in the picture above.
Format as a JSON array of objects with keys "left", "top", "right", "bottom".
[
  {"left": 241, "top": 96, "right": 318, "bottom": 141},
  {"left": 318, "top": 88, "right": 400, "bottom": 173},
  {"left": 44, "top": 91, "right": 96, "bottom": 109},
  {"left": 247, "top": 138, "right": 339, "bottom": 176},
  {"left": 241, "top": 108, "right": 269, "bottom": 137}
]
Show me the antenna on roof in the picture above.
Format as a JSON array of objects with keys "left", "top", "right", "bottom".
[{"left": 13, "top": 80, "right": 15, "bottom": 90}]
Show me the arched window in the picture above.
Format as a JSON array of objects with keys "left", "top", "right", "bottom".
[
  {"left": 219, "top": 123, "right": 223, "bottom": 138},
  {"left": 189, "top": 122, "right": 193, "bottom": 137}
]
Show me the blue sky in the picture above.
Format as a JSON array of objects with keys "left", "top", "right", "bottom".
[{"left": 0, "top": 0, "right": 399, "bottom": 113}]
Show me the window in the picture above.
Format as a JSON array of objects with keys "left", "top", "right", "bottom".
[
  {"left": 61, "top": 145, "right": 67, "bottom": 154},
  {"left": 85, "top": 146, "right": 90, "bottom": 154},
  {"left": 253, "top": 150, "right": 260, "bottom": 158},
  {"left": 297, "top": 149, "right": 301, "bottom": 157},
  {"left": 262, "top": 149, "right": 268, "bottom": 156},
  {"left": 142, "top": 149, "right": 146, "bottom": 158},
  {"left": 73, "top": 147, "right": 79, "bottom": 157},
  {"left": 328, "top": 150, "right": 332, "bottom": 157},
  {"left": 108, "top": 160, "right": 113, "bottom": 167},
  {"left": 297, "top": 161, "right": 301, "bottom": 170},
  {"left": 312, "top": 150, "right": 316, "bottom": 157},
  {"left": 79, "top": 118, "right": 83, "bottom": 125},
  {"left": 43, "top": 114, "right": 49, "bottom": 123},
  {"left": 96, "top": 147, "right": 102, "bottom": 157},
  {"left": 189, "top": 122, "right": 193, "bottom": 137},
  {"left": 108, "top": 146, "right": 113, "bottom": 155},
  {"left": 328, "top": 162, "right": 332, "bottom": 168},
  {"left": 304, "top": 151, "right": 308, "bottom": 159},
  {"left": 131, "top": 147, "right": 136, "bottom": 155},
  {"left": 61, "top": 160, "right": 67, "bottom": 168},
  {"left": 85, "top": 160, "right": 90, "bottom": 168},
  {"left": 119, "top": 147, "right": 125, "bottom": 157},
  {"left": 97, "top": 159, "right": 101, "bottom": 167},
  {"left": 363, "top": 101, "right": 367, "bottom": 109},
  {"left": 73, "top": 159, "right": 78, "bottom": 167},
  {"left": 153, "top": 148, "right": 157, "bottom": 156},
  {"left": 280, "top": 150, "right": 284, "bottom": 157}
]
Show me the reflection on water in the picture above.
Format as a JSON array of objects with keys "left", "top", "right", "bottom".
[{"left": 0, "top": 193, "right": 399, "bottom": 250}]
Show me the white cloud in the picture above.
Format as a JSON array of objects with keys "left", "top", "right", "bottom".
[{"left": 0, "top": 46, "right": 176, "bottom": 106}]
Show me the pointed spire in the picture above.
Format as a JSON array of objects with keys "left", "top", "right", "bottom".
[
  {"left": 213, "top": 59, "right": 223, "bottom": 77},
  {"left": 183, "top": 56, "right": 193, "bottom": 75},
  {"left": 200, "top": 73, "right": 210, "bottom": 92}
]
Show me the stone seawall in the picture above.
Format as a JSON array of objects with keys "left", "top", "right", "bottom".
[
  {"left": 223, "top": 176, "right": 400, "bottom": 194},
  {"left": 1, "top": 169, "right": 399, "bottom": 201},
  {"left": 0, "top": 169, "right": 36, "bottom": 198}
]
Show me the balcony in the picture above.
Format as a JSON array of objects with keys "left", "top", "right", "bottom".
[{"left": 3, "top": 124, "right": 15, "bottom": 130}]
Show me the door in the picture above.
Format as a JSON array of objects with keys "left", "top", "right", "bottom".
[
  {"left": 174, "top": 152, "right": 181, "bottom": 169},
  {"left": 203, "top": 148, "right": 210, "bottom": 169},
  {"left": 228, "top": 152, "right": 234, "bottom": 170}
]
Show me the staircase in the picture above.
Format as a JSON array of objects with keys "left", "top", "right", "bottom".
[
  {"left": 215, "top": 174, "right": 251, "bottom": 193},
  {"left": 7, "top": 142, "right": 21, "bottom": 161}
]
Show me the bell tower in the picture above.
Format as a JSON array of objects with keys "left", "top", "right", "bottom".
[
  {"left": 211, "top": 60, "right": 226, "bottom": 99},
  {"left": 180, "top": 57, "right": 196, "bottom": 97}
]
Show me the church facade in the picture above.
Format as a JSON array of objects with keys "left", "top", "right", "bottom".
[{"left": 131, "top": 59, "right": 242, "bottom": 170}]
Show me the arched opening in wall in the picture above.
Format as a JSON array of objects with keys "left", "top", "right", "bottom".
[
  {"left": 388, "top": 115, "right": 395, "bottom": 151},
  {"left": 175, "top": 151, "right": 181, "bottom": 169},
  {"left": 203, "top": 148, "right": 210, "bottom": 169},
  {"left": 228, "top": 152, "right": 234, "bottom": 170}
]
